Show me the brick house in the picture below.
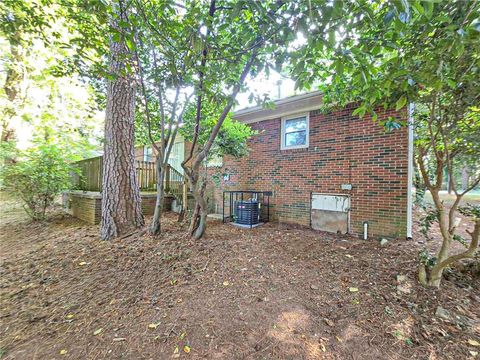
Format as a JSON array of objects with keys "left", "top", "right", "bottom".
[{"left": 208, "top": 91, "right": 413, "bottom": 239}]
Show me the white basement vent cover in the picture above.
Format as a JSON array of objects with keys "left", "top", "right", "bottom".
[{"left": 311, "top": 193, "right": 350, "bottom": 234}]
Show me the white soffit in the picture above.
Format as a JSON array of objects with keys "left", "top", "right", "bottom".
[{"left": 233, "top": 91, "right": 323, "bottom": 124}]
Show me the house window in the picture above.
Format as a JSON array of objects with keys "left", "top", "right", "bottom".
[
  {"left": 207, "top": 154, "right": 223, "bottom": 167},
  {"left": 281, "top": 113, "right": 309, "bottom": 150},
  {"left": 143, "top": 146, "right": 153, "bottom": 162}
]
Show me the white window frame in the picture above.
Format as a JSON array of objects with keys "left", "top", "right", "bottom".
[{"left": 280, "top": 112, "right": 309, "bottom": 150}]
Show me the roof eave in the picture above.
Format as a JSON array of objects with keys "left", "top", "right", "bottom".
[{"left": 232, "top": 90, "right": 323, "bottom": 124}]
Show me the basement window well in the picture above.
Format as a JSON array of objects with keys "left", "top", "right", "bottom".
[{"left": 222, "top": 191, "right": 272, "bottom": 228}]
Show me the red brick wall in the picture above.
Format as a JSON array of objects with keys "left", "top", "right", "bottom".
[
  {"left": 65, "top": 192, "right": 174, "bottom": 224},
  {"left": 210, "top": 106, "right": 409, "bottom": 238}
]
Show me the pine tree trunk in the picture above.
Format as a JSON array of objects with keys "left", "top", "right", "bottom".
[{"left": 100, "top": 2, "right": 144, "bottom": 240}]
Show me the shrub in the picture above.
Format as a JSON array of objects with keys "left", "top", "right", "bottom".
[{"left": 0, "top": 143, "right": 75, "bottom": 220}]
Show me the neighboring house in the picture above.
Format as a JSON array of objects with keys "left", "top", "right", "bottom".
[
  {"left": 134, "top": 135, "right": 187, "bottom": 174},
  {"left": 209, "top": 91, "right": 412, "bottom": 239},
  {"left": 135, "top": 135, "right": 223, "bottom": 172}
]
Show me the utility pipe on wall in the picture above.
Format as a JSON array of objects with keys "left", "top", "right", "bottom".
[{"left": 363, "top": 221, "right": 368, "bottom": 240}]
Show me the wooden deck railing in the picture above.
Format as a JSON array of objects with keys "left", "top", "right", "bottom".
[
  {"left": 165, "top": 165, "right": 184, "bottom": 202},
  {"left": 71, "top": 157, "right": 184, "bottom": 196}
]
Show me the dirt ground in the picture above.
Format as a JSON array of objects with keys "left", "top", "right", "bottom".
[{"left": 1, "top": 195, "right": 479, "bottom": 360}]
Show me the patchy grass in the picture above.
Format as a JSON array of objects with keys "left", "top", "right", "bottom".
[
  {"left": 0, "top": 197, "right": 479, "bottom": 359},
  {"left": 423, "top": 190, "right": 480, "bottom": 206}
]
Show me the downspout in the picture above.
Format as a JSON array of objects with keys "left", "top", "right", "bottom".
[{"left": 406, "top": 103, "right": 414, "bottom": 239}]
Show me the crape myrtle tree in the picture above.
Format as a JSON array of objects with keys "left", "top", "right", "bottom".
[
  {"left": 179, "top": 104, "right": 255, "bottom": 236},
  {"left": 128, "top": 0, "right": 258, "bottom": 236},
  {"left": 291, "top": 0, "right": 480, "bottom": 287},
  {"left": 126, "top": 1, "right": 195, "bottom": 235},
  {"left": 126, "top": 0, "right": 376, "bottom": 240}
]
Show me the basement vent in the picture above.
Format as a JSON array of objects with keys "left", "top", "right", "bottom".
[{"left": 311, "top": 193, "right": 350, "bottom": 234}]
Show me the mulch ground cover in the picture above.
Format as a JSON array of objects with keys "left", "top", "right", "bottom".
[{"left": 1, "top": 200, "right": 479, "bottom": 359}]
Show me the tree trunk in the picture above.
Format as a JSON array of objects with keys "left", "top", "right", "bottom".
[
  {"left": 150, "top": 158, "right": 165, "bottom": 235},
  {"left": 100, "top": 1, "right": 144, "bottom": 240},
  {"left": 192, "top": 183, "right": 208, "bottom": 240},
  {"left": 186, "top": 173, "right": 207, "bottom": 239},
  {"left": 461, "top": 165, "right": 469, "bottom": 191},
  {"left": 188, "top": 202, "right": 200, "bottom": 235},
  {"left": 1, "top": 31, "right": 25, "bottom": 145},
  {"left": 447, "top": 172, "right": 454, "bottom": 195}
]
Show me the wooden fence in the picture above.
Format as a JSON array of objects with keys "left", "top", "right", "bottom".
[{"left": 71, "top": 156, "right": 103, "bottom": 192}]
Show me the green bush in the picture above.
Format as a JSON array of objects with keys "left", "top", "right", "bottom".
[{"left": 1, "top": 143, "right": 76, "bottom": 220}]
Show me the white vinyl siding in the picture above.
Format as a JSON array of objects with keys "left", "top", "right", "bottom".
[
  {"left": 168, "top": 140, "right": 184, "bottom": 173},
  {"left": 143, "top": 146, "right": 154, "bottom": 162}
]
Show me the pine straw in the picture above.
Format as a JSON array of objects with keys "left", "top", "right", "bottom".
[{"left": 0, "top": 205, "right": 479, "bottom": 359}]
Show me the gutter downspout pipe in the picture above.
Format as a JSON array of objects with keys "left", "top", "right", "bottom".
[{"left": 406, "top": 103, "right": 415, "bottom": 239}]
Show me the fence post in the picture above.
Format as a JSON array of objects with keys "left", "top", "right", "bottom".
[
  {"left": 182, "top": 180, "right": 188, "bottom": 212},
  {"left": 165, "top": 165, "right": 171, "bottom": 192}
]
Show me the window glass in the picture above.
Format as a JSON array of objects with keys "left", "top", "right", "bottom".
[
  {"left": 285, "top": 118, "right": 307, "bottom": 133},
  {"left": 207, "top": 154, "right": 223, "bottom": 167},
  {"left": 285, "top": 131, "right": 307, "bottom": 147},
  {"left": 283, "top": 116, "right": 307, "bottom": 148}
]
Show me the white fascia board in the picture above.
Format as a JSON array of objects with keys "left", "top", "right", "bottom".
[{"left": 233, "top": 91, "right": 323, "bottom": 124}]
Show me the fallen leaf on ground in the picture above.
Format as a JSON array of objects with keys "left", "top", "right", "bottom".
[
  {"left": 66, "top": 314, "right": 74, "bottom": 319},
  {"left": 468, "top": 339, "right": 480, "bottom": 346},
  {"left": 183, "top": 345, "right": 191, "bottom": 353},
  {"left": 93, "top": 328, "right": 103, "bottom": 336},
  {"left": 349, "top": 287, "right": 359, "bottom": 293},
  {"left": 60, "top": 349, "right": 67, "bottom": 355},
  {"left": 148, "top": 322, "right": 161, "bottom": 329},
  {"left": 223, "top": 281, "right": 230, "bottom": 286},
  {"left": 78, "top": 261, "right": 87, "bottom": 266},
  {"left": 324, "top": 318, "right": 334, "bottom": 326}
]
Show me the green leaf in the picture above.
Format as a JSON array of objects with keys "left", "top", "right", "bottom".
[{"left": 395, "top": 95, "right": 407, "bottom": 110}]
